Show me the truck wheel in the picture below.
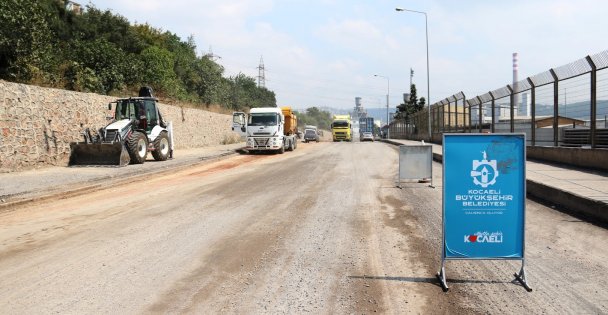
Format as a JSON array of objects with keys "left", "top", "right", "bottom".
[
  {"left": 294, "top": 139, "right": 297, "bottom": 150},
  {"left": 152, "top": 131, "right": 170, "bottom": 161},
  {"left": 278, "top": 145, "right": 285, "bottom": 154},
  {"left": 127, "top": 131, "right": 148, "bottom": 164},
  {"left": 288, "top": 140, "right": 294, "bottom": 151}
]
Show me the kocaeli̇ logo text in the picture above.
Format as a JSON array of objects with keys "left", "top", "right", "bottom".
[{"left": 464, "top": 231, "right": 503, "bottom": 243}]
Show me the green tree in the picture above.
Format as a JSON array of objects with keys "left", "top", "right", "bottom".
[
  {"left": 396, "top": 84, "right": 426, "bottom": 122},
  {"left": 67, "top": 39, "right": 130, "bottom": 93},
  {"left": 139, "top": 46, "right": 183, "bottom": 97},
  {"left": 71, "top": 5, "right": 144, "bottom": 53},
  {"left": 190, "top": 56, "right": 225, "bottom": 105},
  {"left": 0, "top": 0, "right": 53, "bottom": 82},
  {"left": 296, "top": 107, "right": 332, "bottom": 130},
  {"left": 0, "top": 0, "right": 278, "bottom": 111}
]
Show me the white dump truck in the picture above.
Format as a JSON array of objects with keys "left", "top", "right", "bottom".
[{"left": 232, "top": 107, "right": 298, "bottom": 154}]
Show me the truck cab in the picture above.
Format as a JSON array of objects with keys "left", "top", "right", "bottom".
[
  {"left": 331, "top": 115, "right": 352, "bottom": 142},
  {"left": 232, "top": 107, "right": 298, "bottom": 154}
]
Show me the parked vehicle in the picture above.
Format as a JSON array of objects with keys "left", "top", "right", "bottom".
[
  {"left": 69, "top": 87, "right": 173, "bottom": 166},
  {"left": 331, "top": 115, "right": 352, "bottom": 141},
  {"left": 232, "top": 107, "right": 298, "bottom": 154}
]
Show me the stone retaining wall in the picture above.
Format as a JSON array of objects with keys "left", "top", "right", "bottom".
[{"left": 0, "top": 81, "right": 240, "bottom": 172}]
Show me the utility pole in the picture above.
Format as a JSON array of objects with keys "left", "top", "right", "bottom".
[
  {"left": 204, "top": 46, "right": 221, "bottom": 61},
  {"left": 257, "top": 56, "right": 266, "bottom": 88}
]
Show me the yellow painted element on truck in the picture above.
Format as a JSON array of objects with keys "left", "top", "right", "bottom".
[
  {"left": 280, "top": 106, "right": 298, "bottom": 136},
  {"left": 331, "top": 115, "right": 352, "bottom": 141}
]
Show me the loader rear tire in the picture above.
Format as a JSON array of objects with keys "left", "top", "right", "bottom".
[
  {"left": 127, "top": 132, "right": 148, "bottom": 164},
  {"left": 152, "top": 131, "right": 170, "bottom": 161}
]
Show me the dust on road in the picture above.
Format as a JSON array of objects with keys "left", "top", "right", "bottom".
[{"left": 0, "top": 140, "right": 606, "bottom": 313}]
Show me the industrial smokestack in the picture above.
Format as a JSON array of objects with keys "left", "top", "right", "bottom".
[{"left": 513, "top": 53, "right": 519, "bottom": 116}]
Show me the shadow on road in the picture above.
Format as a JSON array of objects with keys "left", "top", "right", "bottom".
[{"left": 348, "top": 274, "right": 515, "bottom": 288}]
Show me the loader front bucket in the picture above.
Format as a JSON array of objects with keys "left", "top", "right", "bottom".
[{"left": 69, "top": 142, "right": 130, "bottom": 166}]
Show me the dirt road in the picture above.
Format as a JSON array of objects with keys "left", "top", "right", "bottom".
[{"left": 0, "top": 141, "right": 606, "bottom": 313}]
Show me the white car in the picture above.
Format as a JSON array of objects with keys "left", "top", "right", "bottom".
[{"left": 360, "top": 132, "right": 374, "bottom": 142}]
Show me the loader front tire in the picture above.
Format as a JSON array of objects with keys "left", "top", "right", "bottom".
[
  {"left": 127, "top": 132, "right": 148, "bottom": 164},
  {"left": 152, "top": 131, "right": 170, "bottom": 161}
]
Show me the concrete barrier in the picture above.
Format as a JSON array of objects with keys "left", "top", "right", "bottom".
[{"left": 527, "top": 146, "right": 608, "bottom": 172}]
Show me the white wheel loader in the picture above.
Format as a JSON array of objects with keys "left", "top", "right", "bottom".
[{"left": 69, "top": 87, "right": 174, "bottom": 166}]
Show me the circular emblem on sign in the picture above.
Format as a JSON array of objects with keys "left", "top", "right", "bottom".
[{"left": 470, "top": 151, "right": 499, "bottom": 188}]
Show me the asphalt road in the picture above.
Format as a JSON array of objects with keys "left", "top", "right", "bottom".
[{"left": 0, "top": 140, "right": 606, "bottom": 313}]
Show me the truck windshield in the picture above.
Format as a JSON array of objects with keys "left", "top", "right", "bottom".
[
  {"left": 249, "top": 113, "right": 278, "bottom": 126},
  {"left": 332, "top": 121, "right": 349, "bottom": 128},
  {"left": 305, "top": 129, "right": 316, "bottom": 135}
]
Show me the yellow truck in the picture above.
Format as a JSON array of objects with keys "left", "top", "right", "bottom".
[{"left": 331, "top": 114, "right": 352, "bottom": 142}]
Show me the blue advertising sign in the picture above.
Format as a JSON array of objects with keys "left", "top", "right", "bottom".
[{"left": 442, "top": 134, "right": 525, "bottom": 259}]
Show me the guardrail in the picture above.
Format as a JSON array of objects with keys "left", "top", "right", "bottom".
[{"left": 391, "top": 50, "right": 608, "bottom": 149}]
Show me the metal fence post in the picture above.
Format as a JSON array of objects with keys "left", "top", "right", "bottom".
[
  {"left": 462, "top": 93, "right": 466, "bottom": 133},
  {"left": 527, "top": 77, "right": 536, "bottom": 146},
  {"left": 549, "top": 68, "right": 559, "bottom": 147},
  {"left": 456, "top": 96, "right": 460, "bottom": 132},
  {"left": 441, "top": 102, "right": 446, "bottom": 133},
  {"left": 447, "top": 99, "right": 452, "bottom": 132},
  {"left": 432, "top": 104, "right": 435, "bottom": 136},
  {"left": 467, "top": 100, "right": 472, "bottom": 133},
  {"left": 477, "top": 96, "right": 483, "bottom": 132},
  {"left": 507, "top": 85, "right": 514, "bottom": 133},
  {"left": 490, "top": 92, "right": 496, "bottom": 133},
  {"left": 586, "top": 55, "right": 597, "bottom": 148}
]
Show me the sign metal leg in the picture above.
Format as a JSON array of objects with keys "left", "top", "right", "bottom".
[
  {"left": 436, "top": 260, "right": 449, "bottom": 292},
  {"left": 514, "top": 262, "right": 532, "bottom": 292}
]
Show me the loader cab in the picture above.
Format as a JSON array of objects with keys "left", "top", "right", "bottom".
[
  {"left": 143, "top": 99, "right": 159, "bottom": 132},
  {"left": 114, "top": 98, "right": 159, "bottom": 133}
]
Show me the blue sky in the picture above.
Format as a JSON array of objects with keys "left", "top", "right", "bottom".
[{"left": 91, "top": 0, "right": 608, "bottom": 112}]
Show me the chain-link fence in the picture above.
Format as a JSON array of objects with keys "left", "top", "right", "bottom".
[{"left": 391, "top": 50, "right": 608, "bottom": 148}]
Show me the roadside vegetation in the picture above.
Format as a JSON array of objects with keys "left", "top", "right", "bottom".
[
  {"left": 395, "top": 84, "right": 426, "bottom": 121},
  {"left": 0, "top": 0, "right": 276, "bottom": 111},
  {"left": 295, "top": 107, "right": 333, "bottom": 131}
]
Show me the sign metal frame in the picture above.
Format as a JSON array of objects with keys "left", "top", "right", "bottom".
[
  {"left": 398, "top": 144, "right": 434, "bottom": 187},
  {"left": 437, "top": 133, "right": 531, "bottom": 292}
]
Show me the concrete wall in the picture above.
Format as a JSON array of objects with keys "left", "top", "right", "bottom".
[
  {"left": 527, "top": 146, "right": 608, "bottom": 172},
  {"left": 0, "top": 81, "right": 241, "bottom": 172}
]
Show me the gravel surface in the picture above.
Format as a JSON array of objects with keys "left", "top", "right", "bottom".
[{"left": 0, "top": 140, "right": 606, "bottom": 313}]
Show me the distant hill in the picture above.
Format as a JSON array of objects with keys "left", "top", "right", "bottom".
[
  {"left": 295, "top": 100, "right": 608, "bottom": 126},
  {"left": 293, "top": 107, "right": 396, "bottom": 124},
  {"left": 365, "top": 108, "right": 397, "bottom": 124},
  {"left": 534, "top": 100, "right": 608, "bottom": 120}
]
